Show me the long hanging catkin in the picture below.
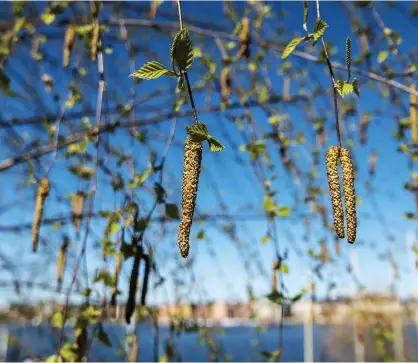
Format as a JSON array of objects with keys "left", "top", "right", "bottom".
[
  {"left": 178, "top": 135, "right": 203, "bottom": 258},
  {"left": 325, "top": 147, "right": 345, "bottom": 238},
  {"left": 56, "top": 236, "right": 69, "bottom": 293},
  {"left": 340, "top": 148, "right": 357, "bottom": 244},
  {"left": 32, "top": 177, "right": 50, "bottom": 253},
  {"left": 410, "top": 84, "right": 417, "bottom": 146}
]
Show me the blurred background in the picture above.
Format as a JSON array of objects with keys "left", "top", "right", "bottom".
[{"left": 0, "top": 0, "right": 418, "bottom": 361}]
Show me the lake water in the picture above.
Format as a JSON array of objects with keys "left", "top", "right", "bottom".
[{"left": 2, "top": 323, "right": 418, "bottom": 362}]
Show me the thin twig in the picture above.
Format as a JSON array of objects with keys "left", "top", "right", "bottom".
[
  {"left": 58, "top": 15, "right": 105, "bottom": 351},
  {"left": 316, "top": 0, "right": 342, "bottom": 147}
]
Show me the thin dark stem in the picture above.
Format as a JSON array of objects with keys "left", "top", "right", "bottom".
[
  {"left": 57, "top": 10, "right": 105, "bottom": 351},
  {"left": 184, "top": 71, "right": 199, "bottom": 124},
  {"left": 316, "top": 0, "right": 342, "bottom": 148},
  {"left": 175, "top": 0, "right": 198, "bottom": 125}
]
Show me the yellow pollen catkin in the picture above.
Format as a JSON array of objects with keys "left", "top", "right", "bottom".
[
  {"left": 32, "top": 178, "right": 50, "bottom": 253},
  {"left": 340, "top": 148, "right": 357, "bottom": 244},
  {"left": 178, "top": 135, "right": 203, "bottom": 258},
  {"left": 63, "top": 25, "right": 75, "bottom": 68},
  {"left": 110, "top": 253, "right": 122, "bottom": 319},
  {"left": 56, "top": 236, "right": 69, "bottom": 293},
  {"left": 410, "top": 84, "right": 417, "bottom": 146},
  {"left": 325, "top": 147, "right": 345, "bottom": 239},
  {"left": 71, "top": 191, "right": 85, "bottom": 231},
  {"left": 91, "top": 21, "right": 100, "bottom": 62}
]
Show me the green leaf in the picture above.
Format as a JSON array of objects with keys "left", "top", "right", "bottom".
[
  {"left": 185, "top": 122, "right": 209, "bottom": 141},
  {"left": 52, "top": 311, "right": 64, "bottom": 328},
  {"left": 207, "top": 136, "right": 225, "bottom": 152},
  {"left": 377, "top": 50, "right": 389, "bottom": 64},
  {"left": 97, "top": 325, "right": 112, "bottom": 347},
  {"left": 68, "top": 165, "right": 94, "bottom": 180},
  {"left": 45, "top": 354, "right": 63, "bottom": 363},
  {"left": 171, "top": 29, "right": 194, "bottom": 71},
  {"left": 276, "top": 206, "right": 291, "bottom": 217},
  {"left": 266, "top": 291, "right": 285, "bottom": 305},
  {"left": 261, "top": 234, "right": 269, "bottom": 244},
  {"left": 59, "top": 343, "right": 76, "bottom": 362},
  {"left": 165, "top": 203, "right": 180, "bottom": 219},
  {"left": 281, "top": 37, "right": 303, "bottom": 59},
  {"left": 41, "top": 12, "right": 55, "bottom": 25},
  {"left": 196, "top": 230, "right": 205, "bottom": 239},
  {"left": 352, "top": 78, "right": 360, "bottom": 97},
  {"left": 93, "top": 269, "right": 114, "bottom": 287},
  {"left": 313, "top": 17, "right": 328, "bottom": 40},
  {"left": 67, "top": 141, "right": 87, "bottom": 155},
  {"left": 291, "top": 288, "right": 306, "bottom": 302},
  {"left": 336, "top": 80, "right": 354, "bottom": 98},
  {"left": 263, "top": 196, "right": 276, "bottom": 213},
  {"left": 130, "top": 61, "right": 176, "bottom": 80}
]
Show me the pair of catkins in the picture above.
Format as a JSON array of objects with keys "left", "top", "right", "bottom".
[
  {"left": 177, "top": 141, "right": 357, "bottom": 259},
  {"left": 325, "top": 146, "right": 357, "bottom": 243}
]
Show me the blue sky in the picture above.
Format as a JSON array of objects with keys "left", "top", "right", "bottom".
[{"left": 0, "top": 1, "right": 417, "bottom": 308}]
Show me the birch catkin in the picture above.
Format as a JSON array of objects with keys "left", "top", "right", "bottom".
[
  {"left": 410, "top": 84, "right": 417, "bottom": 146},
  {"left": 56, "top": 236, "right": 69, "bottom": 293},
  {"left": 178, "top": 135, "right": 203, "bottom": 258},
  {"left": 325, "top": 147, "right": 345, "bottom": 238},
  {"left": 110, "top": 253, "right": 122, "bottom": 319},
  {"left": 91, "top": 21, "right": 100, "bottom": 62},
  {"left": 340, "top": 148, "right": 357, "bottom": 244},
  {"left": 71, "top": 191, "right": 84, "bottom": 231},
  {"left": 32, "top": 178, "right": 50, "bottom": 253},
  {"left": 63, "top": 25, "right": 75, "bottom": 68}
]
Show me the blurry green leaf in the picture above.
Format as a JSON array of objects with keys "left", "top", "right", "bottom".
[
  {"left": 41, "top": 12, "right": 55, "bottom": 25},
  {"left": 266, "top": 290, "right": 285, "bottom": 304},
  {"left": 94, "top": 269, "right": 114, "bottom": 287},
  {"left": 377, "top": 50, "right": 389, "bottom": 64},
  {"left": 68, "top": 165, "right": 94, "bottom": 180},
  {"left": 96, "top": 325, "right": 112, "bottom": 347},
  {"left": 59, "top": 343, "right": 76, "bottom": 362},
  {"left": 67, "top": 141, "right": 87, "bottom": 155},
  {"left": 196, "top": 230, "right": 205, "bottom": 239},
  {"left": 261, "top": 234, "right": 269, "bottom": 244},
  {"left": 277, "top": 206, "right": 291, "bottom": 217},
  {"left": 130, "top": 61, "right": 176, "bottom": 80},
  {"left": 282, "top": 37, "right": 303, "bottom": 59},
  {"left": 165, "top": 203, "right": 180, "bottom": 219},
  {"left": 291, "top": 288, "right": 307, "bottom": 302},
  {"left": 52, "top": 311, "right": 64, "bottom": 328},
  {"left": 263, "top": 196, "right": 276, "bottom": 213}
]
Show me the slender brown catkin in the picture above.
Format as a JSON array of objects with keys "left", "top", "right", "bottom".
[
  {"left": 410, "top": 84, "right": 417, "bottom": 146},
  {"left": 63, "top": 25, "right": 75, "bottom": 68},
  {"left": 110, "top": 252, "right": 122, "bottom": 319},
  {"left": 71, "top": 191, "right": 85, "bottom": 231},
  {"left": 325, "top": 147, "right": 345, "bottom": 238},
  {"left": 340, "top": 148, "right": 357, "bottom": 244},
  {"left": 56, "top": 236, "right": 69, "bottom": 293},
  {"left": 32, "top": 178, "right": 50, "bottom": 253},
  {"left": 91, "top": 20, "right": 100, "bottom": 62},
  {"left": 178, "top": 135, "right": 203, "bottom": 258}
]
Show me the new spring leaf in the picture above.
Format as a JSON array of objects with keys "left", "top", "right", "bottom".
[
  {"left": 130, "top": 61, "right": 176, "bottom": 80},
  {"left": 171, "top": 29, "right": 194, "bottom": 71}
]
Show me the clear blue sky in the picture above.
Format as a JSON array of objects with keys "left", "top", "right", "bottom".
[{"left": 0, "top": 1, "right": 417, "bottom": 308}]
